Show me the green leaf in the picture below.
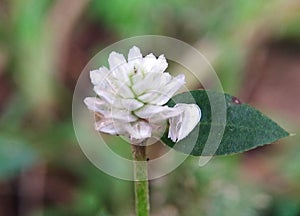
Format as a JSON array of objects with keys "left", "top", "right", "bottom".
[{"left": 161, "top": 90, "right": 290, "bottom": 156}]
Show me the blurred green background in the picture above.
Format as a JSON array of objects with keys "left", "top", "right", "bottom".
[{"left": 0, "top": 0, "right": 299, "bottom": 215}]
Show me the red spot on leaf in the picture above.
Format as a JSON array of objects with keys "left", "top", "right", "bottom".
[{"left": 232, "top": 96, "right": 242, "bottom": 104}]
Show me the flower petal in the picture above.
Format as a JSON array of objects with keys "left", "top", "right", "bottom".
[
  {"left": 95, "top": 78, "right": 135, "bottom": 99},
  {"left": 134, "top": 105, "right": 181, "bottom": 122},
  {"left": 109, "top": 107, "right": 138, "bottom": 122},
  {"left": 168, "top": 103, "right": 201, "bottom": 142},
  {"left": 132, "top": 72, "right": 171, "bottom": 96},
  {"left": 142, "top": 53, "right": 157, "bottom": 73},
  {"left": 102, "top": 107, "right": 137, "bottom": 122},
  {"left": 125, "top": 121, "right": 152, "bottom": 140},
  {"left": 131, "top": 72, "right": 144, "bottom": 84},
  {"left": 108, "top": 51, "right": 131, "bottom": 84},
  {"left": 131, "top": 73, "right": 160, "bottom": 95},
  {"left": 150, "top": 74, "right": 185, "bottom": 105},
  {"left": 136, "top": 73, "right": 172, "bottom": 102},
  {"left": 93, "top": 87, "right": 120, "bottom": 105},
  {"left": 121, "top": 98, "right": 144, "bottom": 111},
  {"left": 95, "top": 119, "right": 127, "bottom": 135},
  {"left": 84, "top": 97, "right": 110, "bottom": 115},
  {"left": 141, "top": 53, "right": 168, "bottom": 74},
  {"left": 84, "top": 97, "right": 137, "bottom": 122},
  {"left": 113, "top": 82, "right": 135, "bottom": 99},
  {"left": 138, "top": 91, "right": 161, "bottom": 103},
  {"left": 128, "top": 46, "right": 143, "bottom": 65},
  {"left": 90, "top": 67, "right": 110, "bottom": 86},
  {"left": 150, "top": 54, "right": 168, "bottom": 73},
  {"left": 108, "top": 51, "right": 126, "bottom": 70}
]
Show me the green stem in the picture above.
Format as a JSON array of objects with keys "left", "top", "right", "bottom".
[{"left": 132, "top": 143, "right": 150, "bottom": 216}]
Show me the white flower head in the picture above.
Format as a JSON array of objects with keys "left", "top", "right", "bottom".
[{"left": 84, "top": 46, "right": 201, "bottom": 144}]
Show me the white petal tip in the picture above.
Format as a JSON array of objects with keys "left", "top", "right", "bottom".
[
  {"left": 83, "top": 97, "right": 94, "bottom": 107},
  {"left": 130, "top": 46, "right": 141, "bottom": 52},
  {"left": 128, "top": 46, "right": 142, "bottom": 62},
  {"left": 90, "top": 70, "right": 100, "bottom": 85},
  {"left": 176, "top": 74, "right": 186, "bottom": 83},
  {"left": 168, "top": 103, "right": 201, "bottom": 142},
  {"left": 108, "top": 51, "right": 126, "bottom": 70}
]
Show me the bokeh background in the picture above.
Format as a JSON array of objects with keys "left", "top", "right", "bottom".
[{"left": 0, "top": 0, "right": 300, "bottom": 215}]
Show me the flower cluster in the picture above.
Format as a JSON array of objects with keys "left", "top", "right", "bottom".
[{"left": 84, "top": 46, "right": 201, "bottom": 144}]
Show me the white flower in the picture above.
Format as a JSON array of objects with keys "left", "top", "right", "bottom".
[{"left": 84, "top": 46, "right": 201, "bottom": 144}]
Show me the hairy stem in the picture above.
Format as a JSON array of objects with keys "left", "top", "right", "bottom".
[{"left": 132, "top": 143, "right": 150, "bottom": 216}]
